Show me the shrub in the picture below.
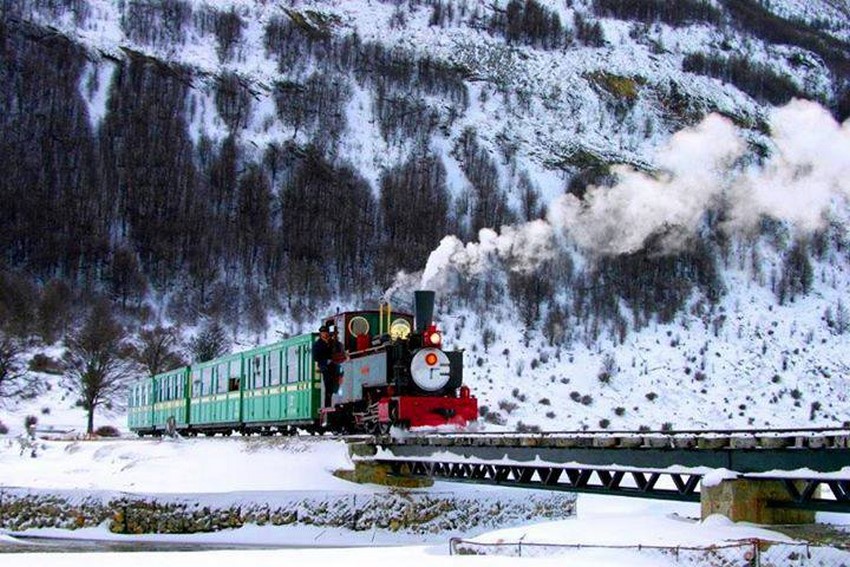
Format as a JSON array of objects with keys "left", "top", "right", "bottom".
[
  {"left": 538, "top": 397, "right": 551, "bottom": 406},
  {"left": 511, "top": 388, "right": 527, "bottom": 402},
  {"left": 545, "top": 411, "right": 556, "bottom": 419},
  {"left": 614, "top": 406, "right": 626, "bottom": 416},
  {"left": 0, "top": 420, "right": 8, "bottom": 435},
  {"left": 24, "top": 415, "right": 38, "bottom": 428},
  {"left": 661, "top": 422, "right": 673, "bottom": 431},
  {"left": 645, "top": 392, "right": 658, "bottom": 401},
  {"left": 29, "top": 353, "right": 63, "bottom": 374},
  {"left": 599, "top": 418, "right": 610, "bottom": 429},
  {"left": 516, "top": 421, "right": 541, "bottom": 433},
  {"left": 498, "top": 400, "right": 519, "bottom": 414},
  {"left": 570, "top": 391, "right": 582, "bottom": 402},
  {"left": 790, "top": 388, "right": 803, "bottom": 400},
  {"left": 771, "top": 374, "right": 781, "bottom": 384},
  {"left": 580, "top": 394, "right": 593, "bottom": 406},
  {"left": 40, "top": 407, "right": 51, "bottom": 415},
  {"left": 478, "top": 405, "right": 490, "bottom": 417},
  {"left": 483, "top": 412, "right": 507, "bottom": 426},
  {"left": 95, "top": 425, "right": 121, "bottom": 438}
]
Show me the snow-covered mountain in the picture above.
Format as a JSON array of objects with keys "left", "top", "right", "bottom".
[{"left": 1, "top": 0, "right": 849, "bottom": 433}]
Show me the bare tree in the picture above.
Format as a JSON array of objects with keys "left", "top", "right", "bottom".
[
  {"left": 62, "top": 301, "right": 136, "bottom": 434},
  {"left": 134, "top": 325, "right": 185, "bottom": 376},
  {"left": 189, "top": 319, "right": 230, "bottom": 362},
  {"left": 0, "top": 334, "right": 43, "bottom": 403}
]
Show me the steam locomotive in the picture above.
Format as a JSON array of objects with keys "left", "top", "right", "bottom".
[{"left": 127, "top": 291, "right": 477, "bottom": 436}]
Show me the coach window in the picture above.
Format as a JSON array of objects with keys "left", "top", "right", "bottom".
[
  {"left": 267, "top": 351, "right": 278, "bottom": 385},
  {"left": 217, "top": 362, "right": 228, "bottom": 393},
  {"left": 288, "top": 346, "right": 300, "bottom": 383},
  {"left": 192, "top": 368, "right": 202, "bottom": 396},
  {"left": 251, "top": 356, "right": 261, "bottom": 388},
  {"left": 203, "top": 366, "right": 213, "bottom": 396}
]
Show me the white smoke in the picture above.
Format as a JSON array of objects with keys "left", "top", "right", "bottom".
[
  {"left": 418, "top": 220, "right": 556, "bottom": 291},
  {"left": 728, "top": 100, "right": 850, "bottom": 233},
  {"left": 386, "top": 99, "right": 850, "bottom": 298},
  {"left": 549, "top": 113, "right": 745, "bottom": 255}
]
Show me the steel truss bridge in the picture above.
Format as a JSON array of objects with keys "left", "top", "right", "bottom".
[{"left": 366, "top": 427, "right": 850, "bottom": 512}]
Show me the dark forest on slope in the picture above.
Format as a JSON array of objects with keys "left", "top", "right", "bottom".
[{"left": 1, "top": 0, "right": 847, "bottom": 350}]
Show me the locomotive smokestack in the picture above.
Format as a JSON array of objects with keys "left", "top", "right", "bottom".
[{"left": 414, "top": 290, "right": 435, "bottom": 333}]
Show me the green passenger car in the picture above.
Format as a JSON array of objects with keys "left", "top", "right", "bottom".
[
  {"left": 127, "top": 378, "right": 154, "bottom": 432},
  {"left": 128, "top": 332, "right": 323, "bottom": 436},
  {"left": 152, "top": 367, "right": 190, "bottom": 433}
]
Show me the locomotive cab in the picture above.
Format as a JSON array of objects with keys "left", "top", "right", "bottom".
[{"left": 319, "top": 308, "right": 414, "bottom": 359}]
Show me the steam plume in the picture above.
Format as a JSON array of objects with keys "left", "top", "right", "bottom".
[{"left": 386, "top": 100, "right": 850, "bottom": 299}]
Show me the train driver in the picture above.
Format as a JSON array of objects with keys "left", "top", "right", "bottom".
[{"left": 313, "top": 325, "right": 344, "bottom": 407}]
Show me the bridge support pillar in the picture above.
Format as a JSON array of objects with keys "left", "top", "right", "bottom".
[
  {"left": 336, "top": 442, "right": 434, "bottom": 488},
  {"left": 700, "top": 479, "right": 815, "bottom": 524}
]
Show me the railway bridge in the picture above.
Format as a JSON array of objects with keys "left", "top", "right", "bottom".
[{"left": 347, "top": 427, "right": 850, "bottom": 524}]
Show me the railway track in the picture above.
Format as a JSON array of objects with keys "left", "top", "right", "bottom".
[{"left": 372, "top": 426, "right": 850, "bottom": 450}]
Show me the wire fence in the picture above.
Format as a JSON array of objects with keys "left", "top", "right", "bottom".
[{"left": 449, "top": 537, "right": 850, "bottom": 566}]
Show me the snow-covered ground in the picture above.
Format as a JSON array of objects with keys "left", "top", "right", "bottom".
[{"left": 1, "top": 429, "right": 850, "bottom": 566}]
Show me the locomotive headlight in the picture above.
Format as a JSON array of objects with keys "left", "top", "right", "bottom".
[
  {"left": 428, "top": 332, "right": 442, "bottom": 346},
  {"left": 410, "top": 348, "right": 451, "bottom": 391}
]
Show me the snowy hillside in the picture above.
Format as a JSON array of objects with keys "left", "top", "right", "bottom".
[{"left": 1, "top": 0, "right": 849, "bottom": 434}]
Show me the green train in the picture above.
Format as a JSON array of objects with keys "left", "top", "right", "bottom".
[
  {"left": 128, "top": 332, "right": 319, "bottom": 436},
  {"left": 127, "top": 291, "right": 478, "bottom": 436}
]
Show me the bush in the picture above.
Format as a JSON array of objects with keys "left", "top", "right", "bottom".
[
  {"left": 516, "top": 421, "right": 541, "bottom": 433},
  {"left": 599, "top": 418, "right": 610, "bottom": 429},
  {"left": 0, "top": 420, "right": 8, "bottom": 435},
  {"left": 645, "top": 392, "right": 658, "bottom": 401},
  {"left": 483, "top": 412, "right": 507, "bottom": 426},
  {"left": 614, "top": 406, "right": 626, "bottom": 416},
  {"left": 498, "top": 400, "right": 519, "bottom": 414},
  {"left": 580, "top": 394, "right": 594, "bottom": 406},
  {"left": 545, "top": 411, "right": 556, "bottom": 419},
  {"left": 29, "top": 353, "right": 63, "bottom": 374},
  {"left": 24, "top": 415, "right": 38, "bottom": 428},
  {"left": 538, "top": 397, "right": 551, "bottom": 405},
  {"left": 478, "top": 405, "right": 490, "bottom": 417},
  {"left": 810, "top": 401, "right": 822, "bottom": 421},
  {"left": 511, "top": 388, "right": 527, "bottom": 402},
  {"left": 570, "top": 391, "right": 582, "bottom": 402},
  {"left": 95, "top": 425, "right": 121, "bottom": 437}
]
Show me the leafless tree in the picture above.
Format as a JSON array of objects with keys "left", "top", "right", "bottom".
[
  {"left": 134, "top": 325, "right": 185, "bottom": 376},
  {"left": 189, "top": 319, "right": 230, "bottom": 362},
  {"left": 62, "top": 301, "right": 136, "bottom": 434},
  {"left": 0, "top": 334, "right": 43, "bottom": 403}
]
